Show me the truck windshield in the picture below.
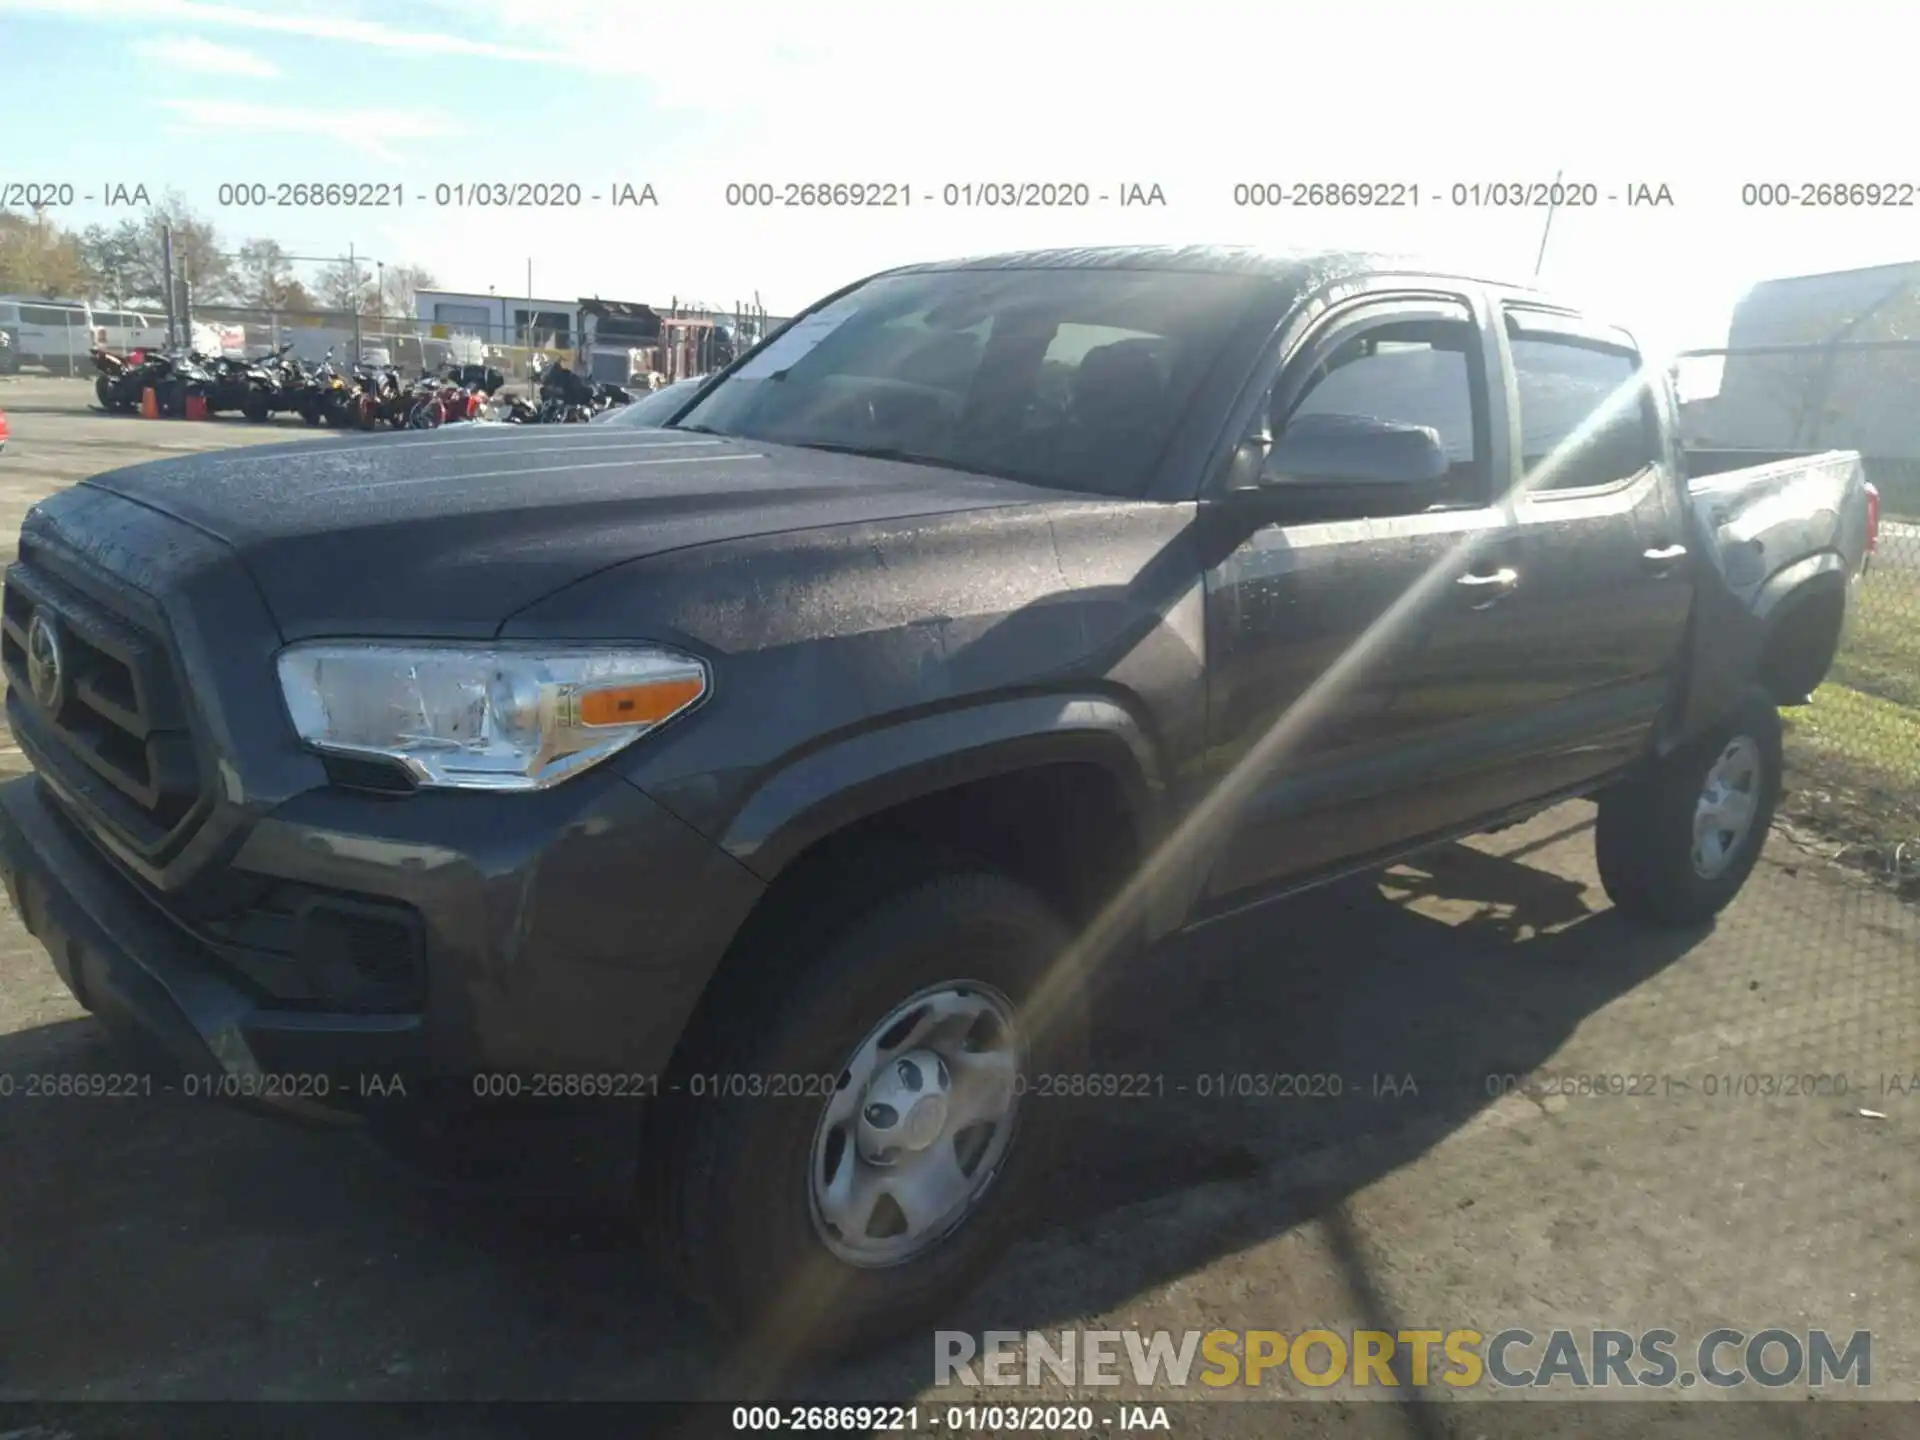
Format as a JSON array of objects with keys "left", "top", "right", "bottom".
[{"left": 671, "top": 267, "right": 1285, "bottom": 497}]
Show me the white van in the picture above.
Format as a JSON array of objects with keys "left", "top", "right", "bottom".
[{"left": 0, "top": 297, "right": 96, "bottom": 368}]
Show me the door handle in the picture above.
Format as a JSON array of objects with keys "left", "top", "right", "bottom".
[
  {"left": 1455, "top": 567, "right": 1518, "bottom": 609},
  {"left": 1642, "top": 543, "right": 1688, "bottom": 573}
]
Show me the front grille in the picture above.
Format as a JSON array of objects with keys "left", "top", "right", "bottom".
[{"left": 1, "top": 561, "right": 206, "bottom": 851}]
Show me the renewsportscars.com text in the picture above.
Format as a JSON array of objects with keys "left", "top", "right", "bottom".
[{"left": 935, "top": 1327, "right": 1872, "bottom": 1390}]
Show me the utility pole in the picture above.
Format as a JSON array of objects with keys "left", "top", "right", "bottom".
[
  {"left": 349, "top": 243, "right": 361, "bottom": 361},
  {"left": 162, "top": 224, "right": 177, "bottom": 349},
  {"left": 1533, "top": 167, "right": 1565, "bottom": 280}
]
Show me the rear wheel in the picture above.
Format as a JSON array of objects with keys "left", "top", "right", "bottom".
[
  {"left": 1596, "top": 685, "right": 1783, "bottom": 927},
  {"left": 646, "top": 862, "right": 1087, "bottom": 1363}
]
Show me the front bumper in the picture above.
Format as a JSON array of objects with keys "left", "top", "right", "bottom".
[
  {"left": 0, "top": 766, "right": 766, "bottom": 1126},
  {"left": 0, "top": 774, "right": 384, "bottom": 1123}
]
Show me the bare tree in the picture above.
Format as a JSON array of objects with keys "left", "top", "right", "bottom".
[
  {"left": 71, "top": 195, "right": 232, "bottom": 309},
  {"left": 314, "top": 256, "right": 377, "bottom": 315},
  {"left": 77, "top": 221, "right": 147, "bottom": 305},
  {"left": 380, "top": 263, "right": 437, "bottom": 317},
  {"left": 1719, "top": 275, "right": 1920, "bottom": 451},
  {"left": 235, "top": 238, "right": 303, "bottom": 309},
  {"left": 148, "top": 191, "right": 233, "bottom": 303}
]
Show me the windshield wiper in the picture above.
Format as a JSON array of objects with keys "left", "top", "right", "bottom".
[{"left": 666, "top": 422, "right": 725, "bottom": 435}]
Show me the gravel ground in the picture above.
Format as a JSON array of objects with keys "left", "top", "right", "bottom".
[{"left": 0, "top": 376, "right": 1914, "bottom": 1435}]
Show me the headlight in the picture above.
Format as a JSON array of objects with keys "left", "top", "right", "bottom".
[{"left": 275, "top": 643, "right": 708, "bottom": 792}]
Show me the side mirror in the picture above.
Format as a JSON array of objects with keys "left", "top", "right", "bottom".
[{"left": 1264, "top": 411, "right": 1450, "bottom": 487}]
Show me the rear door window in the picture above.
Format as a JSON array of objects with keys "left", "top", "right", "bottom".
[{"left": 1508, "top": 333, "right": 1658, "bottom": 491}]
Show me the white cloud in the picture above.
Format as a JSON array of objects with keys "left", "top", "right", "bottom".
[
  {"left": 135, "top": 35, "right": 280, "bottom": 77},
  {"left": 156, "top": 98, "right": 463, "bottom": 163},
  {"left": 6, "top": 0, "right": 570, "bottom": 66}
]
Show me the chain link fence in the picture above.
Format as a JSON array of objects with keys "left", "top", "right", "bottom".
[
  {"left": 1682, "top": 342, "right": 1920, "bottom": 893},
  {"left": 136, "top": 301, "right": 791, "bottom": 392}
]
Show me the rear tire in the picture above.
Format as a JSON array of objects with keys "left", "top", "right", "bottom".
[
  {"left": 645, "top": 862, "right": 1088, "bottom": 1367},
  {"left": 1596, "top": 685, "right": 1783, "bottom": 927}
]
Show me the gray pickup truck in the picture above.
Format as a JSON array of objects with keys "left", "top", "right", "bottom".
[{"left": 0, "top": 246, "right": 1876, "bottom": 1356}]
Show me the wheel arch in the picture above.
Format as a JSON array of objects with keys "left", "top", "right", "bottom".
[
  {"left": 1752, "top": 560, "right": 1851, "bottom": 705},
  {"left": 658, "top": 695, "right": 1172, "bottom": 1077},
  {"left": 1661, "top": 551, "right": 1852, "bottom": 751},
  {"left": 719, "top": 693, "right": 1165, "bottom": 882}
]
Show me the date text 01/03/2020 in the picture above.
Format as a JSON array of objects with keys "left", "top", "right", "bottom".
[
  {"left": 728, "top": 1405, "right": 1171, "bottom": 1433},
  {"left": 209, "top": 182, "right": 660, "bottom": 208},
  {"left": 455, "top": 1071, "right": 1407, "bottom": 1101},
  {"left": 721, "top": 182, "right": 1167, "bottom": 208},
  {"left": 1230, "top": 181, "right": 1676, "bottom": 207}
]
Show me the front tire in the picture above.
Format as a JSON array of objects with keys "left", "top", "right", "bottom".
[
  {"left": 1596, "top": 685, "right": 1783, "bottom": 927},
  {"left": 647, "top": 863, "right": 1087, "bottom": 1364}
]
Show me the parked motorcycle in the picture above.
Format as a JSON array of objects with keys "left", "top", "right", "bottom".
[
  {"left": 346, "top": 362, "right": 406, "bottom": 430},
  {"left": 240, "top": 344, "right": 300, "bottom": 422},
  {"left": 403, "top": 366, "right": 488, "bottom": 429},
  {"left": 591, "top": 381, "right": 635, "bottom": 415},
  {"left": 455, "top": 363, "right": 507, "bottom": 397},
  {"left": 299, "top": 350, "right": 357, "bottom": 426},
  {"left": 92, "top": 348, "right": 142, "bottom": 412},
  {"left": 91, "top": 347, "right": 211, "bottom": 416},
  {"left": 513, "top": 361, "right": 615, "bottom": 423},
  {"left": 192, "top": 347, "right": 287, "bottom": 419}
]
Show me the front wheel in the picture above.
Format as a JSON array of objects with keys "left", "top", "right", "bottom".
[
  {"left": 646, "top": 864, "right": 1087, "bottom": 1362},
  {"left": 1595, "top": 685, "right": 1783, "bottom": 927}
]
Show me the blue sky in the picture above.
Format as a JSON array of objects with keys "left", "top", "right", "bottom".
[{"left": 3, "top": 0, "right": 1917, "bottom": 364}]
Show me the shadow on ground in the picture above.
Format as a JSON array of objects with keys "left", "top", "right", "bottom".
[{"left": 0, "top": 816, "right": 1708, "bottom": 1411}]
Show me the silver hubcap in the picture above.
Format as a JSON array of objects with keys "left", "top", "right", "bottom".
[
  {"left": 1693, "top": 735, "right": 1763, "bottom": 879},
  {"left": 808, "top": 983, "right": 1023, "bottom": 1267}
]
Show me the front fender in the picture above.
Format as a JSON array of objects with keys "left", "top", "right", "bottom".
[{"left": 719, "top": 691, "right": 1165, "bottom": 881}]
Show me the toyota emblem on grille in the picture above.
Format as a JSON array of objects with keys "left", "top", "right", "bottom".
[{"left": 25, "top": 610, "right": 65, "bottom": 713}]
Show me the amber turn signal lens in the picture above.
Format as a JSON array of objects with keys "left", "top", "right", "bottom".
[{"left": 577, "top": 676, "right": 705, "bottom": 727}]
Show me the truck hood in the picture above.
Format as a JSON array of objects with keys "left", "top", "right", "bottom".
[{"left": 79, "top": 426, "right": 1049, "bottom": 640}]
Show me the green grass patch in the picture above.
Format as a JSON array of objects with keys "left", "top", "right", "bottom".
[
  {"left": 1786, "top": 680, "right": 1920, "bottom": 780},
  {"left": 1827, "top": 576, "right": 1920, "bottom": 711},
  {"left": 1778, "top": 560, "right": 1919, "bottom": 871}
]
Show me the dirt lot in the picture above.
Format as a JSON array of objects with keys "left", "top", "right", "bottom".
[{"left": 0, "top": 377, "right": 1916, "bottom": 1430}]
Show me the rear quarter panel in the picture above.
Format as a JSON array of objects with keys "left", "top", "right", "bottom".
[
  {"left": 1688, "top": 450, "right": 1868, "bottom": 614},
  {"left": 1670, "top": 450, "right": 1867, "bottom": 742}
]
